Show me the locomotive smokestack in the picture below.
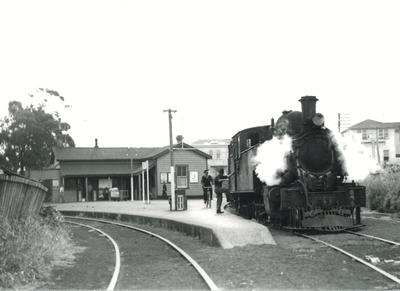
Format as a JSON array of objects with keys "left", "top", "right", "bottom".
[{"left": 299, "top": 96, "right": 318, "bottom": 123}]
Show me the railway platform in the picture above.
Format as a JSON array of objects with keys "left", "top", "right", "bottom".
[{"left": 53, "top": 199, "right": 276, "bottom": 249}]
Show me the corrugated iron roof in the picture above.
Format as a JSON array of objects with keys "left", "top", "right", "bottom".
[
  {"left": 53, "top": 147, "right": 166, "bottom": 161},
  {"left": 54, "top": 143, "right": 211, "bottom": 161},
  {"left": 191, "top": 139, "right": 231, "bottom": 145}
]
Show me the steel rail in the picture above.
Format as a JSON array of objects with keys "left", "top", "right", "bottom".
[
  {"left": 295, "top": 232, "right": 400, "bottom": 285},
  {"left": 65, "top": 220, "right": 121, "bottom": 291},
  {"left": 345, "top": 230, "right": 400, "bottom": 246},
  {"left": 363, "top": 216, "right": 400, "bottom": 224},
  {"left": 64, "top": 215, "right": 220, "bottom": 291}
]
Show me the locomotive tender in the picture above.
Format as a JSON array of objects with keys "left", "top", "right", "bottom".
[{"left": 228, "top": 96, "right": 366, "bottom": 231}]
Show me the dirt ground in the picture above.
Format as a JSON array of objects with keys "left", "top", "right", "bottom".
[
  {"left": 38, "top": 212, "right": 400, "bottom": 290},
  {"left": 141, "top": 224, "right": 398, "bottom": 290}
]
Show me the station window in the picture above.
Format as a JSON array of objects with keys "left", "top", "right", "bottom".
[
  {"left": 216, "top": 150, "right": 221, "bottom": 159},
  {"left": 378, "top": 129, "right": 384, "bottom": 140},
  {"left": 362, "top": 130, "right": 368, "bottom": 140},
  {"left": 384, "top": 129, "right": 389, "bottom": 139},
  {"left": 176, "top": 165, "right": 188, "bottom": 188}
]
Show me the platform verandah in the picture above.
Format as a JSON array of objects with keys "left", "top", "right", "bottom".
[{"left": 62, "top": 167, "right": 157, "bottom": 202}]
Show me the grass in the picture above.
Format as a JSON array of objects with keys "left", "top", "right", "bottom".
[
  {"left": 0, "top": 206, "right": 73, "bottom": 289},
  {"left": 363, "top": 163, "right": 400, "bottom": 212}
]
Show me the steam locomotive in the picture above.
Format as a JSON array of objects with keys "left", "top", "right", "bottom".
[{"left": 228, "top": 96, "right": 366, "bottom": 231}]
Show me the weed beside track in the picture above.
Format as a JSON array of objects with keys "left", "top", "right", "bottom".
[{"left": 0, "top": 207, "right": 77, "bottom": 289}]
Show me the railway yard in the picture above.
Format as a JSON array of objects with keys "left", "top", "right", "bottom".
[{"left": 34, "top": 201, "right": 400, "bottom": 290}]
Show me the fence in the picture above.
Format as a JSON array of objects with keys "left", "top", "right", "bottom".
[{"left": 0, "top": 172, "right": 47, "bottom": 220}]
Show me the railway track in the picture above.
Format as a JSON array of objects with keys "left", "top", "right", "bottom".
[
  {"left": 64, "top": 220, "right": 121, "bottom": 291},
  {"left": 64, "top": 216, "right": 219, "bottom": 290},
  {"left": 295, "top": 230, "right": 400, "bottom": 286}
]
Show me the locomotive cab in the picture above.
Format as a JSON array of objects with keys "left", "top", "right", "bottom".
[{"left": 228, "top": 125, "right": 273, "bottom": 218}]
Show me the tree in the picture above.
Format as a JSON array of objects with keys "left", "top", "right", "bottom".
[{"left": 0, "top": 90, "right": 75, "bottom": 175}]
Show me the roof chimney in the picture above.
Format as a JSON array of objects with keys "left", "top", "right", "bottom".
[
  {"left": 94, "top": 138, "right": 99, "bottom": 148},
  {"left": 176, "top": 135, "right": 183, "bottom": 144}
]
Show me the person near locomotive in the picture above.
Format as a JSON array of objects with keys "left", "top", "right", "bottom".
[
  {"left": 214, "top": 168, "right": 232, "bottom": 214},
  {"left": 201, "top": 170, "right": 213, "bottom": 204}
]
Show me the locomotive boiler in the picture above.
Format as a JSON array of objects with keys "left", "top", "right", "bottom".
[{"left": 228, "top": 96, "right": 366, "bottom": 231}]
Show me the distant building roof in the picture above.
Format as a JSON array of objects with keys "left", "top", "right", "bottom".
[
  {"left": 346, "top": 119, "right": 400, "bottom": 131},
  {"left": 54, "top": 143, "right": 211, "bottom": 161},
  {"left": 190, "top": 139, "right": 231, "bottom": 146}
]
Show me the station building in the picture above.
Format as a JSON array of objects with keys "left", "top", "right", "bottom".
[
  {"left": 342, "top": 119, "right": 400, "bottom": 164},
  {"left": 189, "top": 139, "right": 230, "bottom": 177},
  {"left": 29, "top": 140, "right": 211, "bottom": 202}
]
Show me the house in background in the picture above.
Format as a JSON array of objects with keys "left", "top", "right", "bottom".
[
  {"left": 342, "top": 119, "right": 400, "bottom": 164},
  {"left": 189, "top": 139, "right": 230, "bottom": 177},
  {"left": 29, "top": 139, "right": 211, "bottom": 202}
]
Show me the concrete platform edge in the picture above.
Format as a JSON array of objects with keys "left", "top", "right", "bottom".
[{"left": 60, "top": 210, "right": 223, "bottom": 248}]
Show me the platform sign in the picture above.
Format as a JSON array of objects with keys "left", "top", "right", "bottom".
[
  {"left": 142, "top": 160, "right": 148, "bottom": 170},
  {"left": 190, "top": 171, "right": 198, "bottom": 183}
]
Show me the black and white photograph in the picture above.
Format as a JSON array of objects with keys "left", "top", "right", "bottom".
[{"left": 1, "top": 0, "right": 400, "bottom": 290}]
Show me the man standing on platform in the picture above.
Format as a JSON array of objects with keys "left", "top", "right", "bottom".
[
  {"left": 59, "top": 184, "right": 65, "bottom": 203},
  {"left": 201, "top": 170, "right": 213, "bottom": 204},
  {"left": 214, "top": 168, "right": 231, "bottom": 214}
]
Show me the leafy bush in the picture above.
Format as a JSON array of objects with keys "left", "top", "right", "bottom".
[
  {"left": 0, "top": 207, "right": 72, "bottom": 289},
  {"left": 363, "top": 163, "right": 400, "bottom": 212},
  {"left": 39, "top": 205, "right": 65, "bottom": 227}
]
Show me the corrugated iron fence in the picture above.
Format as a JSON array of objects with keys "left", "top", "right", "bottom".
[{"left": 0, "top": 173, "right": 47, "bottom": 220}]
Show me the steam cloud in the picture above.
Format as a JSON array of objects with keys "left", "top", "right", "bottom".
[
  {"left": 253, "top": 135, "right": 293, "bottom": 185},
  {"left": 253, "top": 131, "right": 379, "bottom": 185},
  {"left": 331, "top": 132, "right": 381, "bottom": 181}
]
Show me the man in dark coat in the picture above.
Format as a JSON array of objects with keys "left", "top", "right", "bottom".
[
  {"left": 214, "top": 168, "right": 230, "bottom": 214},
  {"left": 201, "top": 170, "right": 213, "bottom": 204}
]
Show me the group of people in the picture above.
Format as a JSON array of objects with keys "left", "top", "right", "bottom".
[{"left": 201, "top": 168, "right": 231, "bottom": 214}]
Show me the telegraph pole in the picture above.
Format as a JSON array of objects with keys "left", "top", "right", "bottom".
[
  {"left": 375, "top": 127, "right": 381, "bottom": 165},
  {"left": 163, "top": 109, "right": 177, "bottom": 210},
  {"left": 338, "top": 113, "right": 351, "bottom": 133}
]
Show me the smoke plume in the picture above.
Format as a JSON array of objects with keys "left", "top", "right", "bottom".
[
  {"left": 331, "top": 132, "right": 381, "bottom": 181},
  {"left": 253, "top": 135, "right": 293, "bottom": 185}
]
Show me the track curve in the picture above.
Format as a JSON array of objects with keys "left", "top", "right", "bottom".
[
  {"left": 64, "top": 215, "right": 219, "bottom": 291},
  {"left": 64, "top": 220, "right": 121, "bottom": 291}
]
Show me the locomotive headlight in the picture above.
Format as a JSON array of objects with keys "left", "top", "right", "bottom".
[{"left": 312, "top": 113, "right": 325, "bottom": 127}]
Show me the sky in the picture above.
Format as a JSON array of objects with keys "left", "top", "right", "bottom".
[{"left": 1, "top": 0, "right": 399, "bottom": 147}]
